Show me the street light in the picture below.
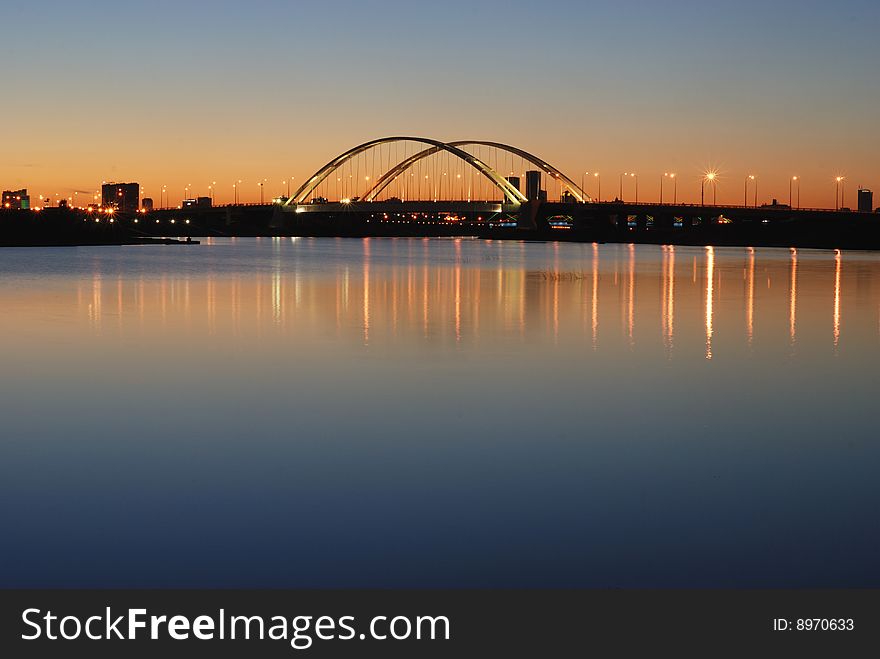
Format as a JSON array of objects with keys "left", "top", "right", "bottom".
[
  {"left": 790, "top": 176, "right": 799, "bottom": 209},
  {"left": 583, "top": 172, "right": 600, "bottom": 202},
  {"left": 744, "top": 175, "right": 755, "bottom": 207},
  {"left": 619, "top": 172, "right": 635, "bottom": 202},
  {"left": 835, "top": 176, "right": 845, "bottom": 209},
  {"left": 702, "top": 171, "right": 717, "bottom": 206},
  {"left": 661, "top": 172, "right": 675, "bottom": 204},
  {"left": 585, "top": 172, "right": 601, "bottom": 202}
]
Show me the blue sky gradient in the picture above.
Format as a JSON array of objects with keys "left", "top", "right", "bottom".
[{"left": 2, "top": 0, "right": 879, "bottom": 206}]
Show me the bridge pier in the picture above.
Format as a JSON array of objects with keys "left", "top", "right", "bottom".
[{"left": 517, "top": 201, "right": 538, "bottom": 230}]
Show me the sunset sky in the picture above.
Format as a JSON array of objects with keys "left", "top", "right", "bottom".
[{"left": 2, "top": 0, "right": 879, "bottom": 208}]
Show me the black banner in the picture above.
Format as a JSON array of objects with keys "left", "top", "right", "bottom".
[{"left": 1, "top": 589, "right": 877, "bottom": 656}]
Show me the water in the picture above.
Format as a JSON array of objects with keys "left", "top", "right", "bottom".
[{"left": 1, "top": 238, "right": 878, "bottom": 587}]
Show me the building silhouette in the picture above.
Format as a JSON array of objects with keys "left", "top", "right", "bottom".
[
  {"left": 2, "top": 189, "right": 30, "bottom": 209},
  {"left": 101, "top": 182, "right": 139, "bottom": 212},
  {"left": 525, "top": 171, "right": 542, "bottom": 202},
  {"left": 858, "top": 188, "right": 873, "bottom": 213}
]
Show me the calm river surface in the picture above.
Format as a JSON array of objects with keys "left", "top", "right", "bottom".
[{"left": 1, "top": 238, "right": 878, "bottom": 587}]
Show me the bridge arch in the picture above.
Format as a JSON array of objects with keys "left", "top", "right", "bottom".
[
  {"left": 363, "top": 140, "right": 590, "bottom": 203},
  {"left": 286, "top": 137, "right": 527, "bottom": 206}
]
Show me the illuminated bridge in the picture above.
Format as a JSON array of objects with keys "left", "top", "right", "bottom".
[
  {"left": 140, "top": 136, "right": 880, "bottom": 248},
  {"left": 279, "top": 136, "right": 593, "bottom": 232}
]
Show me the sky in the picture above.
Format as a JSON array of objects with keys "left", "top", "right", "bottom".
[{"left": 2, "top": 0, "right": 879, "bottom": 208}]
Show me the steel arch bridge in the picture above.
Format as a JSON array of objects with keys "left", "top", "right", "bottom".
[{"left": 283, "top": 136, "right": 590, "bottom": 208}]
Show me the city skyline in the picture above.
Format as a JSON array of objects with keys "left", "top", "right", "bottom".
[{"left": 2, "top": 0, "right": 879, "bottom": 208}]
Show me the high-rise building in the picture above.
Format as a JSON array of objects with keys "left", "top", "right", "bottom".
[
  {"left": 525, "top": 171, "right": 542, "bottom": 202},
  {"left": 504, "top": 176, "right": 521, "bottom": 203},
  {"left": 102, "top": 182, "right": 139, "bottom": 213},
  {"left": 858, "top": 188, "right": 873, "bottom": 213},
  {"left": 2, "top": 189, "right": 30, "bottom": 209}
]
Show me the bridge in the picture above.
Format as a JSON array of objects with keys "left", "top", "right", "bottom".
[
  {"left": 135, "top": 136, "right": 880, "bottom": 248},
  {"left": 277, "top": 136, "right": 595, "bottom": 231},
  {"left": 270, "top": 137, "right": 879, "bottom": 246}
]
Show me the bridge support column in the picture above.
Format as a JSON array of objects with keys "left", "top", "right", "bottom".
[{"left": 517, "top": 201, "right": 539, "bottom": 230}]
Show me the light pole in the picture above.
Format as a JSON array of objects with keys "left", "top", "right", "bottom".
[
  {"left": 791, "top": 176, "right": 800, "bottom": 209},
  {"left": 259, "top": 180, "right": 265, "bottom": 204},
  {"left": 702, "top": 172, "right": 717, "bottom": 206},
  {"left": 670, "top": 173, "right": 677, "bottom": 204},
  {"left": 835, "top": 176, "right": 844, "bottom": 209},
  {"left": 619, "top": 172, "right": 628, "bottom": 201},
  {"left": 789, "top": 176, "right": 798, "bottom": 209},
  {"left": 661, "top": 172, "right": 675, "bottom": 204},
  {"left": 633, "top": 173, "right": 638, "bottom": 203},
  {"left": 744, "top": 175, "right": 755, "bottom": 207},
  {"left": 584, "top": 172, "right": 600, "bottom": 202}
]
